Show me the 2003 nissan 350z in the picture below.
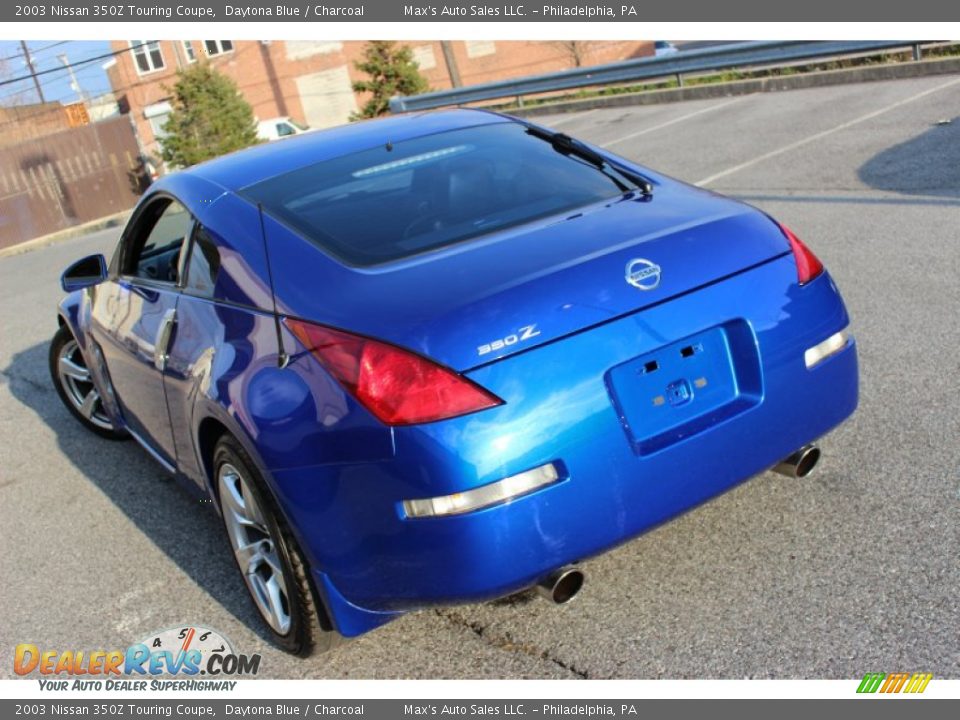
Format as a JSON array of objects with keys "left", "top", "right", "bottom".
[{"left": 50, "top": 109, "right": 858, "bottom": 655}]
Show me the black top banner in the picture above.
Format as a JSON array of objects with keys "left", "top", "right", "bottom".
[{"left": 6, "top": 0, "right": 957, "bottom": 22}]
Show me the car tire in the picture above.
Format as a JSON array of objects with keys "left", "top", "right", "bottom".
[
  {"left": 49, "top": 325, "right": 127, "bottom": 440},
  {"left": 214, "top": 435, "right": 341, "bottom": 656}
]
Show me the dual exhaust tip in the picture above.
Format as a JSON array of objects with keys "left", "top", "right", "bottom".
[
  {"left": 773, "top": 444, "right": 821, "bottom": 478},
  {"left": 536, "top": 566, "right": 585, "bottom": 605},
  {"left": 532, "top": 444, "right": 820, "bottom": 606}
]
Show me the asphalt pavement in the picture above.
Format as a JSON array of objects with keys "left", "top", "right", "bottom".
[{"left": 1, "top": 75, "right": 958, "bottom": 679}]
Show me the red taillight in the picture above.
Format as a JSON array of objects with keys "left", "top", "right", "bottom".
[
  {"left": 778, "top": 222, "right": 824, "bottom": 285},
  {"left": 284, "top": 318, "right": 503, "bottom": 426}
]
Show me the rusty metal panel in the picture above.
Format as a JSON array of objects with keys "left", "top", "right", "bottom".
[{"left": 0, "top": 116, "right": 147, "bottom": 249}]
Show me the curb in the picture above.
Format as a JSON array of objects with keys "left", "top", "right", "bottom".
[
  {"left": 512, "top": 56, "right": 960, "bottom": 118},
  {"left": 0, "top": 210, "right": 131, "bottom": 260}
]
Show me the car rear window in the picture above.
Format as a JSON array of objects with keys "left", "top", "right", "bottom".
[{"left": 243, "top": 122, "right": 633, "bottom": 266}]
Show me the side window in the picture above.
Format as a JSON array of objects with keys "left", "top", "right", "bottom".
[
  {"left": 124, "top": 198, "right": 193, "bottom": 284},
  {"left": 183, "top": 225, "right": 222, "bottom": 297},
  {"left": 276, "top": 122, "right": 295, "bottom": 137}
]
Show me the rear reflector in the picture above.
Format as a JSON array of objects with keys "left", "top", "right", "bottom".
[
  {"left": 403, "top": 463, "right": 560, "bottom": 518},
  {"left": 284, "top": 318, "right": 503, "bottom": 426},
  {"left": 778, "top": 222, "right": 824, "bottom": 285},
  {"left": 805, "top": 330, "right": 851, "bottom": 369}
]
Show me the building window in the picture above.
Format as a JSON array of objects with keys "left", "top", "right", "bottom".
[
  {"left": 285, "top": 41, "right": 342, "bottom": 61},
  {"left": 412, "top": 45, "right": 437, "bottom": 70},
  {"left": 204, "top": 41, "right": 234, "bottom": 57},
  {"left": 182, "top": 41, "right": 197, "bottom": 63},
  {"left": 144, "top": 101, "right": 172, "bottom": 139},
  {"left": 130, "top": 41, "right": 165, "bottom": 75},
  {"left": 465, "top": 41, "right": 496, "bottom": 58}
]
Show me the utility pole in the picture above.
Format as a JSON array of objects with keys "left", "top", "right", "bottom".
[
  {"left": 20, "top": 40, "right": 45, "bottom": 103},
  {"left": 440, "top": 41, "right": 462, "bottom": 88},
  {"left": 58, "top": 54, "right": 85, "bottom": 102}
]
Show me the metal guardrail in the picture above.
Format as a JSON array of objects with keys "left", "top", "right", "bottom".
[{"left": 389, "top": 40, "right": 926, "bottom": 113}]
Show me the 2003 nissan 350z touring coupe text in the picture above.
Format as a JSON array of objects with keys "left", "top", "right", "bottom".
[{"left": 50, "top": 109, "right": 858, "bottom": 655}]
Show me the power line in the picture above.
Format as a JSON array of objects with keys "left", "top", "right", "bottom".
[
  {"left": 27, "top": 41, "right": 72, "bottom": 56},
  {"left": 0, "top": 40, "right": 69, "bottom": 64},
  {"left": 0, "top": 43, "right": 137, "bottom": 89}
]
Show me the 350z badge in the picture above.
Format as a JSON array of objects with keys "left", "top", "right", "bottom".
[{"left": 478, "top": 325, "right": 541, "bottom": 356}]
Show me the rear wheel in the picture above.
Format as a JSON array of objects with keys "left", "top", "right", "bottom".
[
  {"left": 214, "top": 435, "right": 340, "bottom": 656},
  {"left": 48, "top": 325, "right": 126, "bottom": 440}
]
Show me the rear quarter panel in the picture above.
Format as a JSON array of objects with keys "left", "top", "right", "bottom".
[{"left": 268, "top": 254, "right": 857, "bottom": 610}]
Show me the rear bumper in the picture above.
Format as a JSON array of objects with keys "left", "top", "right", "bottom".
[{"left": 271, "top": 256, "right": 858, "bottom": 626}]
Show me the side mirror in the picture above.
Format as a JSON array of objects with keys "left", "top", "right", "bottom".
[{"left": 61, "top": 254, "right": 107, "bottom": 293}]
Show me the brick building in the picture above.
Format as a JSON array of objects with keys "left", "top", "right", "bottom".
[{"left": 106, "top": 40, "right": 652, "bottom": 169}]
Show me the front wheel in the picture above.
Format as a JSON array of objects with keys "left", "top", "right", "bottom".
[
  {"left": 48, "top": 325, "right": 127, "bottom": 440},
  {"left": 214, "top": 435, "right": 340, "bottom": 656}
]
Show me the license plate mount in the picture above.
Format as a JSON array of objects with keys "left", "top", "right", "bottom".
[{"left": 606, "top": 320, "right": 762, "bottom": 456}]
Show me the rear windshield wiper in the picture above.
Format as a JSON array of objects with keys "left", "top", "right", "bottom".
[{"left": 525, "top": 125, "right": 654, "bottom": 196}]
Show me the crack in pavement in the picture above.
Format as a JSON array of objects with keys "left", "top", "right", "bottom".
[{"left": 434, "top": 608, "right": 590, "bottom": 679}]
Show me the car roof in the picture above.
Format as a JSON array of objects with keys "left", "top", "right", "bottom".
[{"left": 186, "top": 109, "right": 512, "bottom": 192}]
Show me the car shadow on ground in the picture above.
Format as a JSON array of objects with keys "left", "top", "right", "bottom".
[
  {"left": 731, "top": 117, "right": 960, "bottom": 207},
  {"left": 858, "top": 114, "right": 960, "bottom": 199},
  {"left": 3, "top": 340, "right": 275, "bottom": 646}
]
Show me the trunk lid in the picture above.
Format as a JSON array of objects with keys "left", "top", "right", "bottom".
[{"left": 266, "top": 182, "right": 790, "bottom": 371}]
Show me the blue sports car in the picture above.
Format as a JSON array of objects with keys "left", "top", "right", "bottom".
[{"left": 50, "top": 109, "right": 858, "bottom": 655}]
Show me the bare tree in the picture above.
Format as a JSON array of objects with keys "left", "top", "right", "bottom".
[
  {"left": 0, "top": 57, "right": 32, "bottom": 106},
  {"left": 552, "top": 41, "right": 593, "bottom": 68}
]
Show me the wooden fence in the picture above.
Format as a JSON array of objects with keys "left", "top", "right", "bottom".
[{"left": 0, "top": 115, "right": 147, "bottom": 249}]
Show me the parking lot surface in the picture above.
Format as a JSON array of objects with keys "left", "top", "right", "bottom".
[{"left": 1, "top": 75, "right": 958, "bottom": 679}]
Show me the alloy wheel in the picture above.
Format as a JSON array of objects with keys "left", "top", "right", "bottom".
[
  {"left": 57, "top": 339, "right": 113, "bottom": 430},
  {"left": 218, "top": 463, "right": 292, "bottom": 635}
]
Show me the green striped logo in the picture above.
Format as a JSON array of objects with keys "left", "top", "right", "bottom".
[
  {"left": 856, "top": 673, "right": 886, "bottom": 693},
  {"left": 857, "top": 672, "right": 932, "bottom": 694}
]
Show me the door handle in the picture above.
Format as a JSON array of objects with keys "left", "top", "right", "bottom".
[{"left": 154, "top": 308, "right": 177, "bottom": 372}]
